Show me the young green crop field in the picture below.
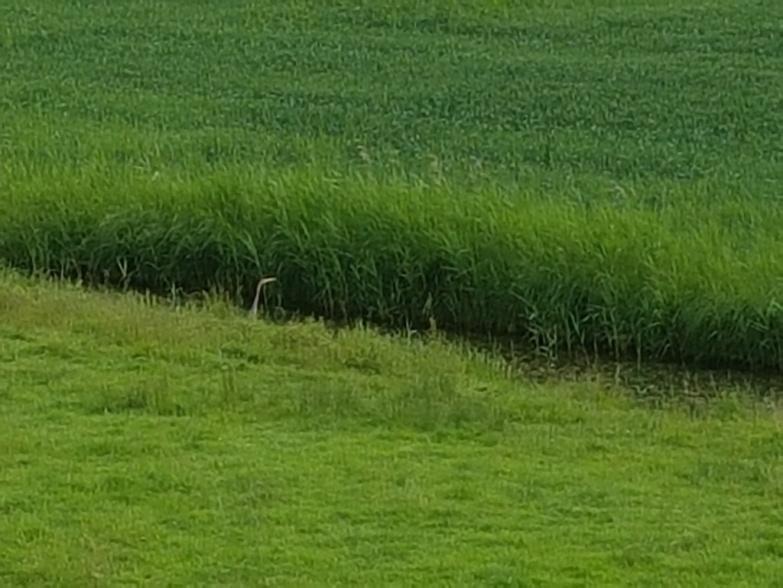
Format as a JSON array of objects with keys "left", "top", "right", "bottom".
[
  {"left": 2, "top": 0, "right": 783, "bottom": 369},
  {"left": 1, "top": 271, "right": 782, "bottom": 585},
  {"left": 2, "top": 1, "right": 783, "bottom": 584},
  {"left": 2, "top": 0, "right": 782, "bottom": 184}
]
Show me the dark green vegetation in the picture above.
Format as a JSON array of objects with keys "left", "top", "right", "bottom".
[
  {"left": 2, "top": 0, "right": 782, "bottom": 183},
  {"left": 1, "top": 271, "right": 781, "bottom": 584},
  {"left": 2, "top": 0, "right": 783, "bottom": 370},
  {"left": 5, "top": 173, "right": 783, "bottom": 373}
]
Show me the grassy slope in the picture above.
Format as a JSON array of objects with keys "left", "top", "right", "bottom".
[{"left": 1, "top": 271, "right": 781, "bottom": 585}]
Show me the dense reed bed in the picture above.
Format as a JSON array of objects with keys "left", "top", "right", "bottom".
[{"left": 2, "top": 168, "right": 782, "bottom": 371}]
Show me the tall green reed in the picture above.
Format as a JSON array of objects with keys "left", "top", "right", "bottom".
[{"left": 2, "top": 167, "right": 781, "bottom": 371}]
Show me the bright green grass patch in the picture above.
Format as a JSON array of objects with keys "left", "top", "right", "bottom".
[{"left": 0, "top": 271, "right": 781, "bottom": 585}]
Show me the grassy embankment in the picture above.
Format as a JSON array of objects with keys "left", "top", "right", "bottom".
[
  {"left": 1, "top": 270, "right": 782, "bottom": 584},
  {"left": 2, "top": 2, "right": 783, "bottom": 584},
  {"left": 2, "top": 0, "right": 783, "bottom": 369}
]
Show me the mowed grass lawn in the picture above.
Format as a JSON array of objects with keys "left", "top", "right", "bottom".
[{"left": 0, "top": 271, "right": 781, "bottom": 585}]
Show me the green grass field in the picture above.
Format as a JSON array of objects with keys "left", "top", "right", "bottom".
[
  {"left": 1, "top": 271, "right": 782, "bottom": 585},
  {"left": 3, "top": 0, "right": 782, "bottom": 184},
  {"left": 2, "top": 0, "right": 783, "bottom": 369},
  {"left": 2, "top": 1, "right": 783, "bottom": 584}
]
